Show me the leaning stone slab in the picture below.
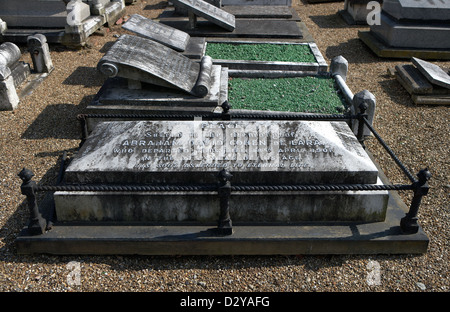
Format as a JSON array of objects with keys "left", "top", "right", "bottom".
[
  {"left": 411, "top": 57, "right": 450, "bottom": 90},
  {"left": 97, "top": 34, "right": 213, "bottom": 97},
  {"left": 122, "top": 14, "right": 191, "bottom": 52},
  {"left": 171, "top": 0, "right": 235, "bottom": 31}
]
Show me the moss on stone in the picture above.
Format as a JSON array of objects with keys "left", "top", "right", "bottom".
[
  {"left": 205, "top": 43, "right": 316, "bottom": 63},
  {"left": 228, "top": 77, "right": 347, "bottom": 114}
]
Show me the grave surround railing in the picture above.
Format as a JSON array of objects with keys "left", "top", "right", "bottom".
[{"left": 18, "top": 107, "right": 430, "bottom": 237}]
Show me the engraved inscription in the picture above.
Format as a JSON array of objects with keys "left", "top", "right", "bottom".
[
  {"left": 111, "top": 121, "right": 336, "bottom": 171},
  {"left": 122, "top": 14, "right": 190, "bottom": 51}
]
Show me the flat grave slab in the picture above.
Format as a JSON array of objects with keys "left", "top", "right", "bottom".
[
  {"left": 160, "top": 19, "right": 303, "bottom": 39},
  {"left": 64, "top": 120, "right": 379, "bottom": 186},
  {"left": 161, "top": 5, "right": 300, "bottom": 20},
  {"left": 222, "top": 5, "right": 295, "bottom": 19}
]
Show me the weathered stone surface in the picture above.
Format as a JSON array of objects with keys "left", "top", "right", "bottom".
[
  {"left": 171, "top": 0, "right": 236, "bottom": 31},
  {"left": 27, "top": 34, "right": 54, "bottom": 73},
  {"left": 382, "top": 0, "right": 450, "bottom": 21},
  {"left": 412, "top": 57, "right": 450, "bottom": 90},
  {"left": 64, "top": 120, "right": 379, "bottom": 185},
  {"left": 54, "top": 177, "right": 388, "bottom": 222},
  {"left": 97, "top": 34, "right": 205, "bottom": 96},
  {"left": 122, "top": 14, "right": 191, "bottom": 52},
  {"left": 91, "top": 64, "right": 226, "bottom": 107},
  {"left": 58, "top": 119, "right": 387, "bottom": 223}
]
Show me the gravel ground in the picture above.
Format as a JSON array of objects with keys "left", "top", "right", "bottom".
[{"left": 0, "top": 0, "right": 448, "bottom": 294}]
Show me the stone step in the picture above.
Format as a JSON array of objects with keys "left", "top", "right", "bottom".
[{"left": 15, "top": 183, "right": 428, "bottom": 255}]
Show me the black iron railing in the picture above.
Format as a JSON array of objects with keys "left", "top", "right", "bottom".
[{"left": 19, "top": 105, "right": 430, "bottom": 236}]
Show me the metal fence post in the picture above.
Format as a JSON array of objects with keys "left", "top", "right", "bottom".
[
  {"left": 400, "top": 168, "right": 431, "bottom": 234},
  {"left": 18, "top": 168, "right": 47, "bottom": 235},
  {"left": 217, "top": 169, "right": 233, "bottom": 235}
]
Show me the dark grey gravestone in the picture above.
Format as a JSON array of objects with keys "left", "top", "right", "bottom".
[
  {"left": 161, "top": 19, "right": 303, "bottom": 38},
  {"left": 222, "top": 5, "right": 294, "bottom": 19},
  {"left": 383, "top": 0, "right": 450, "bottom": 21},
  {"left": 0, "top": 0, "right": 68, "bottom": 28},
  {"left": 411, "top": 57, "right": 450, "bottom": 90},
  {"left": 122, "top": 14, "right": 191, "bottom": 52},
  {"left": 171, "top": 0, "right": 236, "bottom": 31},
  {"left": 97, "top": 34, "right": 211, "bottom": 97},
  {"left": 64, "top": 120, "right": 379, "bottom": 185}
]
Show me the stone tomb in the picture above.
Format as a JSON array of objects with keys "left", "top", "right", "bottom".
[
  {"left": 358, "top": 0, "right": 450, "bottom": 59},
  {"left": 56, "top": 120, "right": 388, "bottom": 223},
  {"left": 160, "top": 0, "right": 303, "bottom": 39},
  {"left": 0, "top": 0, "right": 125, "bottom": 47},
  {"left": 15, "top": 118, "right": 430, "bottom": 254},
  {"left": 394, "top": 57, "right": 450, "bottom": 105},
  {"left": 88, "top": 34, "right": 228, "bottom": 118}
]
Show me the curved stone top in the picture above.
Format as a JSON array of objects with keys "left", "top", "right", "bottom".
[
  {"left": 383, "top": 0, "right": 450, "bottom": 21},
  {"left": 0, "top": 42, "right": 21, "bottom": 68},
  {"left": 98, "top": 34, "right": 201, "bottom": 95}
]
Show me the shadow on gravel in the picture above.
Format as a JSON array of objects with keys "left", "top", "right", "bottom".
[
  {"left": 309, "top": 14, "right": 359, "bottom": 29},
  {"left": 325, "top": 38, "right": 379, "bottom": 64},
  {"left": 143, "top": 0, "right": 168, "bottom": 11},
  {"left": 0, "top": 154, "right": 65, "bottom": 258},
  {"left": 63, "top": 67, "right": 105, "bottom": 87},
  {"left": 20, "top": 95, "right": 94, "bottom": 140}
]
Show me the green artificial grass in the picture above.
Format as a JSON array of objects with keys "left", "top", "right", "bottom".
[
  {"left": 228, "top": 77, "right": 347, "bottom": 114},
  {"left": 205, "top": 43, "right": 317, "bottom": 63}
]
